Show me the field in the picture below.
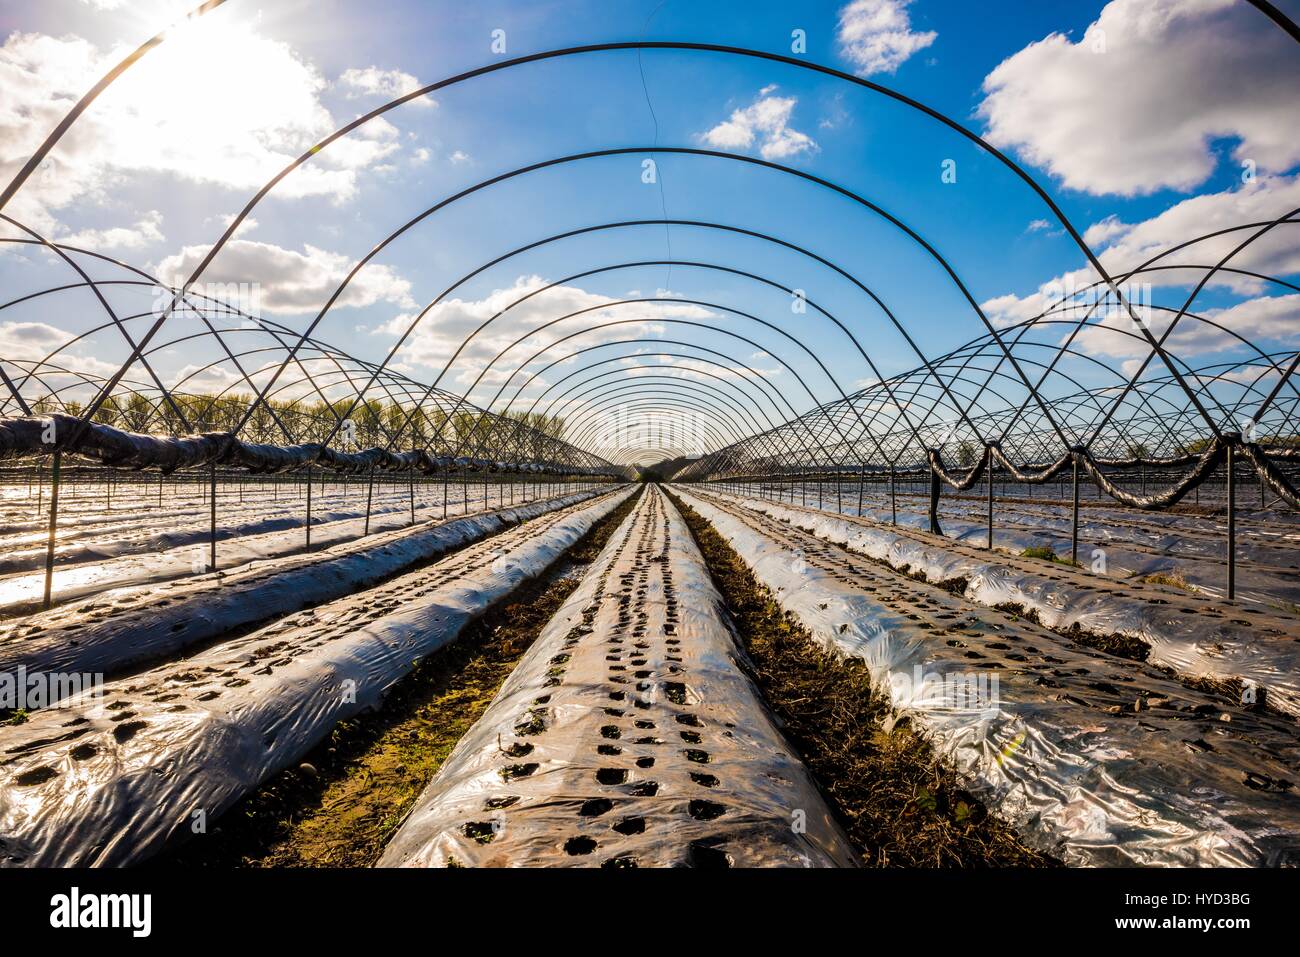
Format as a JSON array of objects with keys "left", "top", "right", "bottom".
[{"left": 2, "top": 476, "right": 1296, "bottom": 868}]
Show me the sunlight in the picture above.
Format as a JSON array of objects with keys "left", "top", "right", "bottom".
[{"left": 93, "top": 8, "right": 336, "bottom": 190}]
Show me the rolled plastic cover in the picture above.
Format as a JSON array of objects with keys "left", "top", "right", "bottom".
[{"left": 0, "top": 415, "right": 628, "bottom": 478}]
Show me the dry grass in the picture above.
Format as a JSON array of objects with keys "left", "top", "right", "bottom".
[
  {"left": 1143, "top": 569, "right": 1195, "bottom": 592},
  {"left": 670, "top": 492, "right": 1054, "bottom": 868}
]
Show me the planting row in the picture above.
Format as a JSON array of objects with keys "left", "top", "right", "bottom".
[
  {"left": 674, "top": 486, "right": 1300, "bottom": 867},
  {"left": 0, "top": 486, "right": 633, "bottom": 866},
  {"left": 380, "top": 484, "right": 857, "bottom": 868}
]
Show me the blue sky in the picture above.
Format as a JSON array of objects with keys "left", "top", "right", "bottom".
[{"left": 1, "top": 0, "right": 1298, "bottom": 461}]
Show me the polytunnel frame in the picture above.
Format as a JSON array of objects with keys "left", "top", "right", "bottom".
[
  {"left": 6, "top": 21, "right": 1297, "bottom": 454},
  {"left": 29, "top": 37, "right": 1189, "bottom": 462},
  {"left": 0, "top": 20, "right": 1297, "bottom": 603}
]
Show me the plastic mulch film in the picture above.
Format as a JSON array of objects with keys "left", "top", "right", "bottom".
[
  {"left": 379, "top": 485, "right": 859, "bottom": 868},
  {"left": 696, "top": 489, "right": 1300, "bottom": 720},
  {"left": 0, "top": 481, "right": 502, "bottom": 580},
  {"left": 673, "top": 486, "right": 1300, "bottom": 867},
  {"left": 0, "top": 487, "right": 635, "bottom": 867},
  {"left": 0, "top": 488, "right": 618, "bottom": 690},
  {"left": 828, "top": 488, "right": 1300, "bottom": 609}
]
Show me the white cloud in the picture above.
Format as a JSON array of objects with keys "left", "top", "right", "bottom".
[
  {"left": 59, "top": 210, "right": 164, "bottom": 250},
  {"left": 700, "top": 88, "right": 818, "bottom": 161},
  {"left": 0, "top": 320, "right": 121, "bottom": 389},
  {"left": 1082, "top": 215, "right": 1130, "bottom": 247},
  {"left": 336, "top": 66, "right": 434, "bottom": 106},
  {"left": 983, "top": 173, "right": 1300, "bottom": 330},
  {"left": 1025, "top": 219, "right": 1052, "bottom": 233},
  {"left": 156, "top": 239, "right": 416, "bottom": 315},
  {"left": 1072, "top": 292, "right": 1300, "bottom": 360},
  {"left": 214, "top": 214, "right": 260, "bottom": 239},
  {"left": 0, "top": 320, "right": 73, "bottom": 362},
  {"left": 978, "top": 0, "right": 1300, "bottom": 196},
  {"left": 836, "top": 0, "right": 937, "bottom": 76},
  {"left": 449, "top": 150, "right": 471, "bottom": 165},
  {"left": 0, "top": 22, "right": 402, "bottom": 237},
  {"left": 374, "top": 275, "right": 716, "bottom": 394}
]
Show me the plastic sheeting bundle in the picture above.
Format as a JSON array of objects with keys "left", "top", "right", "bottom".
[
  {"left": 0, "top": 415, "right": 626, "bottom": 478},
  {"left": 379, "top": 485, "right": 859, "bottom": 868}
]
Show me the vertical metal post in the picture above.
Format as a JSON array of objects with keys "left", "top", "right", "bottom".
[
  {"left": 364, "top": 463, "right": 375, "bottom": 535},
  {"left": 890, "top": 468, "right": 897, "bottom": 525},
  {"left": 305, "top": 465, "right": 313, "bottom": 550},
  {"left": 1070, "top": 453, "right": 1080, "bottom": 566},
  {"left": 986, "top": 447, "right": 994, "bottom": 550},
  {"left": 1227, "top": 444, "right": 1236, "bottom": 601},
  {"left": 928, "top": 461, "right": 942, "bottom": 536},
  {"left": 42, "top": 451, "right": 61, "bottom": 610},
  {"left": 209, "top": 462, "right": 217, "bottom": 572}
]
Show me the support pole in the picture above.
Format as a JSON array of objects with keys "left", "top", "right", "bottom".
[
  {"left": 364, "top": 463, "right": 375, "bottom": 535},
  {"left": 305, "top": 465, "right": 313, "bottom": 550},
  {"left": 986, "top": 447, "right": 994, "bottom": 550},
  {"left": 42, "top": 451, "right": 61, "bottom": 610},
  {"left": 1227, "top": 443, "right": 1236, "bottom": 601},
  {"left": 890, "top": 467, "right": 897, "bottom": 526},
  {"left": 1070, "top": 453, "right": 1080, "bottom": 566},
  {"left": 928, "top": 459, "right": 942, "bottom": 536},
  {"left": 209, "top": 462, "right": 217, "bottom": 573}
]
